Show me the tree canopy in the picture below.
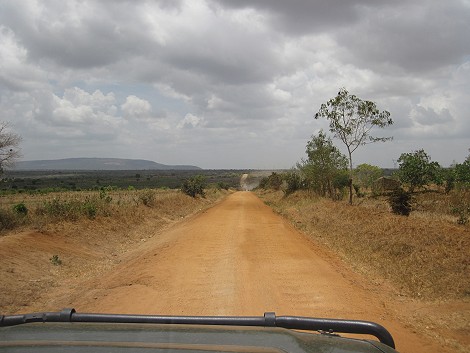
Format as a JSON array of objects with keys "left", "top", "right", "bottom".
[
  {"left": 298, "top": 130, "right": 348, "bottom": 199},
  {"left": 314, "top": 88, "right": 393, "bottom": 203},
  {"left": 396, "top": 149, "right": 441, "bottom": 192}
]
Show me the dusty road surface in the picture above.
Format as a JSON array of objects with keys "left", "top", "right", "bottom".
[
  {"left": 24, "top": 191, "right": 449, "bottom": 353},
  {"left": 2, "top": 192, "right": 462, "bottom": 353}
]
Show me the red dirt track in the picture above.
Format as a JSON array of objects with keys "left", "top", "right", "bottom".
[{"left": 1, "top": 192, "right": 462, "bottom": 352}]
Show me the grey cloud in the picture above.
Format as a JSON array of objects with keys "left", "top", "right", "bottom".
[
  {"left": 212, "top": 0, "right": 404, "bottom": 35},
  {"left": 337, "top": 1, "right": 470, "bottom": 74},
  {"left": 0, "top": 1, "right": 158, "bottom": 69},
  {"left": 411, "top": 106, "right": 454, "bottom": 126},
  {"left": 0, "top": 0, "right": 468, "bottom": 168}
]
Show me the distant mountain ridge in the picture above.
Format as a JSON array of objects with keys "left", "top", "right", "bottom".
[{"left": 13, "top": 158, "right": 201, "bottom": 171}]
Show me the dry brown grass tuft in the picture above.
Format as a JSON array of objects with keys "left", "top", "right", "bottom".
[
  {"left": 258, "top": 189, "right": 470, "bottom": 300},
  {"left": 0, "top": 188, "right": 228, "bottom": 235}
]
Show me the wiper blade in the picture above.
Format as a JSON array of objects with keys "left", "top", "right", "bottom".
[{"left": 0, "top": 308, "right": 395, "bottom": 349}]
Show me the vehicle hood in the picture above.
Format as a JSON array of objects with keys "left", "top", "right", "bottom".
[{"left": 0, "top": 322, "right": 397, "bottom": 353}]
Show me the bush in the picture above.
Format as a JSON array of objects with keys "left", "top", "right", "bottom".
[
  {"left": 450, "top": 190, "right": 470, "bottom": 225},
  {"left": 217, "top": 182, "right": 230, "bottom": 190},
  {"left": 284, "top": 171, "right": 306, "bottom": 196},
  {"left": 13, "top": 202, "right": 28, "bottom": 216},
  {"left": 139, "top": 189, "right": 156, "bottom": 207},
  {"left": 259, "top": 172, "right": 283, "bottom": 191},
  {"left": 388, "top": 188, "right": 412, "bottom": 216},
  {"left": 181, "top": 175, "right": 206, "bottom": 198},
  {"left": 0, "top": 209, "right": 17, "bottom": 230},
  {"left": 37, "top": 195, "right": 108, "bottom": 221}
]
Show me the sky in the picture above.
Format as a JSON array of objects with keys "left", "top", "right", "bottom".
[{"left": 0, "top": 0, "right": 469, "bottom": 169}]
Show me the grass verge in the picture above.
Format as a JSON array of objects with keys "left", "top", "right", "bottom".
[{"left": 257, "top": 189, "right": 469, "bottom": 300}]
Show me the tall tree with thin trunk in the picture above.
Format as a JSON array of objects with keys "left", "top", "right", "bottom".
[{"left": 314, "top": 88, "right": 393, "bottom": 204}]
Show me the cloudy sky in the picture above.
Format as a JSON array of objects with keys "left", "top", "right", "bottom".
[{"left": 1, "top": 0, "right": 469, "bottom": 169}]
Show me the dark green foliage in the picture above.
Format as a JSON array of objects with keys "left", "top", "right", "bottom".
[
  {"left": 12, "top": 202, "right": 28, "bottom": 216},
  {"left": 99, "top": 187, "right": 113, "bottom": 203},
  {"left": 50, "top": 254, "right": 62, "bottom": 266},
  {"left": 1, "top": 170, "right": 243, "bottom": 194},
  {"left": 217, "top": 182, "right": 230, "bottom": 190},
  {"left": 283, "top": 171, "right": 304, "bottom": 196},
  {"left": 333, "top": 170, "right": 350, "bottom": 190},
  {"left": 454, "top": 155, "right": 470, "bottom": 188},
  {"left": 259, "top": 172, "right": 283, "bottom": 191},
  {"left": 396, "top": 149, "right": 441, "bottom": 192},
  {"left": 388, "top": 188, "right": 412, "bottom": 216},
  {"left": 298, "top": 131, "right": 348, "bottom": 199},
  {"left": 181, "top": 175, "right": 206, "bottom": 198}
]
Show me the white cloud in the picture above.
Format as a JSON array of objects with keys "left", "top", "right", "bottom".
[
  {"left": 177, "top": 113, "right": 205, "bottom": 129},
  {"left": 121, "top": 95, "right": 152, "bottom": 120},
  {"left": 0, "top": 0, "right": 469, "bottom": 168}
]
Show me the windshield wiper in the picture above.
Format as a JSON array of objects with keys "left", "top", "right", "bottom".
[{"left": 0, "top": 308, "right": 395, "bottom": 349}]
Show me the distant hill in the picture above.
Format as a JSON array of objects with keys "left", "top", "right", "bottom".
[{"left": 13, "top": 158, "right": 202, "bottom": 171}]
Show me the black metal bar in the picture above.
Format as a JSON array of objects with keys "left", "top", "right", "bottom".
[
  {"left": 0, "top": 309, "right": 395, "bottom": 348},
  {"left": 274, "top": 315, "right": 395, "bottom": 349}
]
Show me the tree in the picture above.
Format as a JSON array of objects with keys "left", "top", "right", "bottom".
[
  {"left": 396, "top": 149, "right": 441, "bottom": 192},
  {"left": 181, "top": 175, "right": 206, "bottom": 198},
  {"left": 0, "top": 122, "right": 22, "bottom": 174},
  {"left": 314, "top": 88, "right": 393, "bottom": 204},
  {"left": 454, "top": 150, "right": 470, "bottom": 185},
  {"left": 353, "top": 163, "right": 384, "bottom": 189},
  {"left": 298, "top": 130, "right": 348, "bottom": 199}
]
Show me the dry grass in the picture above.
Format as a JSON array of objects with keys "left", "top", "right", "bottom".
[
  {"left": 0, "top": 188, "right": 228, "bottom": 235},
  {"left": 257, "top": 189, "right": 470, "bottom": 300}
]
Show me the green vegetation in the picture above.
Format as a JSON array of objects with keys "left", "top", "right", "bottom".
[
  {"left": 181, "top": 175, "right": 206, "bottom": 198},
  {"left": 353, "top": 163, "right": 383, "bottom": 189},
  {"left": 1, "top": 169, "right": 244, "bottom": 195},
  {"left": 298, "top": 130, "right": 348, "bottom": 199},
  {"left": 259, "top": 172, "right": 283, "bottom": 191},
  {"left": 396, "top": 149, "right": 441, "bottom": 192},
  {"left": 50, "top": 254, "right": 62, "bottom": 266},
  {"left": 12, "top": 202, "right": 28, "bottom": 216},
  {"left": 283, "top": 170, "right": 304, "bottom": 196},
  {"left": 314, "top": 88, "right": 393, "bottom": 204}
]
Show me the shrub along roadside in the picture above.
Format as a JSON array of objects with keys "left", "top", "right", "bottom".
[
  {"left": 0, "top": 188, "right": 228, "bottom": 234},
  {"left": 257, "top": 190, "right": 469, "bottom": 300}
]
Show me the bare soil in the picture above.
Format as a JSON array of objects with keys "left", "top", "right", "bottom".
[{"left": 1, "top": 192, "right": 468, "bottom": 353}]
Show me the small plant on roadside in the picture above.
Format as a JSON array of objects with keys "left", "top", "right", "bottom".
[
  {"left": 99, "top": 187, "right": 113, "bottom": 203},
  {"left": 50, "top": 254, "right": 62, "bottom": 266},
  {"left": 83, "top": 198, "right": 98, "bottom": 219},
  {"left": 12, "top": 202, "right": 28, "bottom": 216},
  {"left": 451, "top": 203, "right": 470, "bottom": 225},
  {"left": 0, "top": 209, "right": 17, "bottom": 230},
  {"left": 139, "top": 189, "right": 156, "bottom": 207},
  {"left": 388, "top": 187, "right": 412, "bottom": 216}
]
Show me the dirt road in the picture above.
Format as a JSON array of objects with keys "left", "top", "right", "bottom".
[
  {"left": 28, "top": 191, "right": 446, "bottom": 353},
  {"left": 2, "top": 191, "right": 459, "bottom": 352}
]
